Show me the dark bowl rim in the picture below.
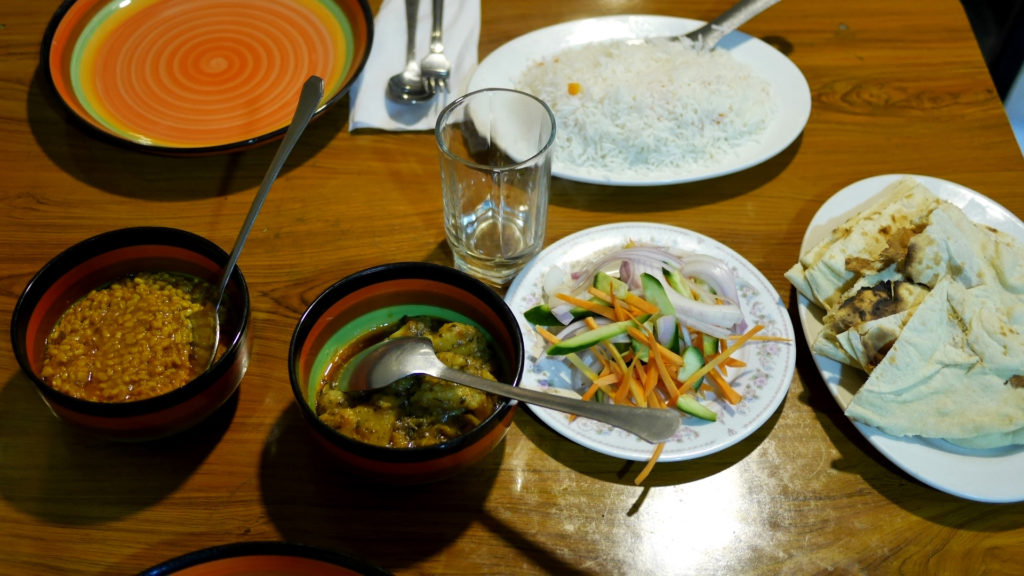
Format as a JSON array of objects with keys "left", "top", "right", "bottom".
[
  {"left": 39, "top": 0, "right": 375, "bottom": 156},
  {"left": 138, "top": 540, "right": 392, "bottom": 576},
  {"left": 289, "top": 261, "right": 525, "bottom": 463},
  {"left": 10, "top": 226, "right": 251, "bottom": 417}
]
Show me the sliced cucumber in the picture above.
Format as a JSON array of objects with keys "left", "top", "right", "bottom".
[
  {"left": 546, "top": 316, "right": 649, "bottom": 355},
  {"left": 523, "top": 303, "right": 594, "bottom": 326},
  {"left": 594, "top": 270, "right": 629, "bottom": 299},
  {"left": 632, "top": 338, "right": 651, "bottom": 363},
  {"left": 640, "top": 273, "right": 675, "bottom": 316},
  {"left": 702, "top": 334, "right": 719, "bottom": 358},
  {"left": 676, "top": 394, "right": 717, "bottom": 421},
  {"left": 676, "top": 345, "right": 706, "bottom": 389},
  {"left": 654, "top": 316, "right": 680, "bottom": 354},
  {"left": 662, "top": 267, "right": 693, "bottom": 300}
]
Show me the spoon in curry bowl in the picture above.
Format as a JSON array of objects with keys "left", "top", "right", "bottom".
[
  {"left": 192, "top": 75, "right": 324, "bottom": 370},
  {"left": 337, "top": 337, "right": 682, "bottom": 443}
]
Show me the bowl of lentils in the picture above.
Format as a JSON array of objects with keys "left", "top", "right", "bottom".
[{"left": 10, "top": 226, "right": 251, "bottom": 440}]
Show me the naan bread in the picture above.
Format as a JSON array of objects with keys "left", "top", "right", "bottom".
[
  {"left": 844, "top": 279, "right": 1024, "bottom": 448},
  {"left": 906, "top": 202, "right": 1024, "bottom": 293},
  {"left": 834, "top": 309, "right": 915, "bottom": 373},
  {"left": 785, "top": 176, "right": 941, "bottom": 309},
  {"left": 812, "top": 280, "right": 929, "bottom": 370},
  {"left": 790, "top": 176, "right": 1024, "bottom": 448}
]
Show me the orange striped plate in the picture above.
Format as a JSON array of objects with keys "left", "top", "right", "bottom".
[{"left": 44, "top": 0, "right": 372, "bottom": 154}]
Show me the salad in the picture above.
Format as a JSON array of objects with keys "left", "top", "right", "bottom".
[{"left": 523, "top": 242, "right": 776, "bottom": 483}]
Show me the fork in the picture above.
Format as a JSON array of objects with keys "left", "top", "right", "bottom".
[{"left": 420, "top": 0, "right": 451, "bottom": 93}]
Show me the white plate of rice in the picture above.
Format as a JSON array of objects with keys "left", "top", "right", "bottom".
[{"left": 469, "top": 15, "right": 811, "bottom": 186}]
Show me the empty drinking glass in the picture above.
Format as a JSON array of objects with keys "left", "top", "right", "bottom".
[{"left": 435, "top": 88, "right": 556, "bottom": 288}]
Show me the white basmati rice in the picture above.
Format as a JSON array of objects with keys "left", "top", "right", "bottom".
[{"left": 516, "top": 38, "right": 775, "bottom": 180}]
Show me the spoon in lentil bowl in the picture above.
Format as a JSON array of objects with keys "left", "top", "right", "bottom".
[{"left": 193, "top": 75, "right": 325, "bottom": 370}]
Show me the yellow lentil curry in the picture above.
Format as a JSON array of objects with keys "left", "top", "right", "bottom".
[
  {"left": 316, "top": 317, "right": 500, "bottom": 448},
  {"left": 41, "top": 272, "right": 216, "bottom": 402}
]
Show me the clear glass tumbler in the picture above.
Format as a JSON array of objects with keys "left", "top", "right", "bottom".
[{"left": 435, "top": 88, "right": 556, "bottom": 288}]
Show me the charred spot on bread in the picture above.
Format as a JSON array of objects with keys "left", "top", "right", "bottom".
[{"left": 827, "top": 280, "right": 930, "bottom": 333}]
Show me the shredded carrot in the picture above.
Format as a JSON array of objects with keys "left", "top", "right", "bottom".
[
  {"left": 634, "top": 441, "right": 666, "bottom": 485},
  {"left": 647, "top": 331, "right": 680, "bottom": 403},
  {"left": 535, "top": 325, "right": 560, "bottom": 345},
  {"left": 642, "top": 362, "right": 660, "bottom": 396},
  {"left": 613, "top": 362, "right": 633, "bottom": 404},
  {"left": 537, "top": 277, "right": 784, "bottom": 485},
  {"left": 680, "top": 324, "right": 765, "bottom": 394},
  {"left": 622, "top": 292, "right": 660, "bottom": 315},
  {"left": 724, "top": 357, "right": 747, "bottom": 368},
  {"left": 556, "top": 292, "right": 615, "bottom": 320},
  {"left": 626, "top": 326, "right": 684, "bottom": 365},
  {"left": 586, "top": 286, "right": 656, "bottom": 318},
  {"left": 707, "top": 367, "right": 743, "bottom": 405}
]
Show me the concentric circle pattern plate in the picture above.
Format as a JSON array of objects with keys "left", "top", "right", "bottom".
[
  {"left": 795, "top": 174, "right": 1024, "bottom": 503},
  {"left": 505, "top": 222, "right": 796, "bottom": 462},
  {"left": 44, "top": 0, "right": 372, "bottom": 154}
]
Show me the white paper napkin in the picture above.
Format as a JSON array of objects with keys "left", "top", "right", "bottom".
[{"left": 348, "top": 0, "right": 480, "bottom": 132}]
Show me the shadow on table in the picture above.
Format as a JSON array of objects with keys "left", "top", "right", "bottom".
[
  {"left": 788, "top": 289, "right": 1024, "bottom": 522},
  {"left": 514, "top": 392, "right": 786, "bottom": 489},
  {"left": 0, "top": 372, "right": 235, "bottom": 524},
  {"left": 259, "top": 403, "right": 503, "bottom": 572},
  {"left": 25, "top": 64, "right": 346, "bottom": 202},
  {"left": 548, "top": 134, "right": 803, "bottom": 213}
]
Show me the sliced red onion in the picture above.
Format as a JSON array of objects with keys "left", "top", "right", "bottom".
[
  {"left": 679, "top": 324, "right": 694, "bottom": 348},
  {"left": 665, "top": 288, "right": 744, "bottom": 337},
  {"left": 555, "top": 317, "right": 610, "bottom": 340},
  {"left": 544, "top": 264, "right": 570, "bottom": 308},
  {"left": 679, "top": 254, "right": 740, "bottom": 305},
  {"left": 570, "top": 246, "right": 685, "bottom": 293},
  {"left": 550, "top": 304, "right": 575, "bottom": 326},
  {"left": 655, "top": 315, "right": 678, "bottom": 348}
]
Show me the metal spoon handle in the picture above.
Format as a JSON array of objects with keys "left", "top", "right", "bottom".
[
  {"left": 215, "top": 75, "right": 324, "bottom": 303},
  {"left": 432, "top": 365, "right": 681, "bottom": 443},
  {"left": 684, "top": 0, "right": 781, "bottom": 47}
]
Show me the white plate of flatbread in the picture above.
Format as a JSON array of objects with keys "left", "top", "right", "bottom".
[{"left": 791, "top": 174, "right": 1024, "bottom": 503}]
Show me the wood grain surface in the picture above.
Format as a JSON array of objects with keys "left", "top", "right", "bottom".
[{"left": 1, "top": 0, "right": 1022, "bottom": 574}]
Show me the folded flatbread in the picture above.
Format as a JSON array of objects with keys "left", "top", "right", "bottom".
[
  {"left": 834, "top": 309, "right": 914, "bottom": 373},
  {"left": 906, "top": 202, "right": 1024, "bottom": 294},
  {"left": 790, "top": 176, "right": 1024, "bottom": 448},
  {"left": 786, "top": 176, "right": 941, "bottom": 310},
  {"left": 844, "top": 278, "right": 1024, "bottom": 448},
  {"left": 812, "top": 279, "right": 930, "bottom": 371}
]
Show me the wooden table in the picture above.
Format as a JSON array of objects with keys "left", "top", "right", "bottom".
[{"left": 2, "top": 1, "right": 1022, "bottom": 574}]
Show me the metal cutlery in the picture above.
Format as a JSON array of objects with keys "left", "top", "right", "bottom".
[
  {"left": 678, "top": 0, "right": 780, "bottom": 49},
  {"left": 420, "top": 0, "right": 451, "bottom": 93},
  {"left": 386, "top": 0, "right": 432, "bottom": 103}
]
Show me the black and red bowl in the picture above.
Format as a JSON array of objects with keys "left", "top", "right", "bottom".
[
  {"left": 140, "top": 541, "right": 390, "bottom": 576},
  {"left": 289, "top": 262, "right": 524, "bottom": 484},
  {"left": 10, "top": 227, "right": 252, "bottom": 440}
]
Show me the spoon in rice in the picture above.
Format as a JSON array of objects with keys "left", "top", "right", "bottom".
[
  {"left": 338, "top": 337, "right": 683, "bottom": 443},
  {"left": 192, "top": 75, "right": 324, "bottom": 371},
  {"left": 669, "top": 0, "right": 781, "bottom": 49}
]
